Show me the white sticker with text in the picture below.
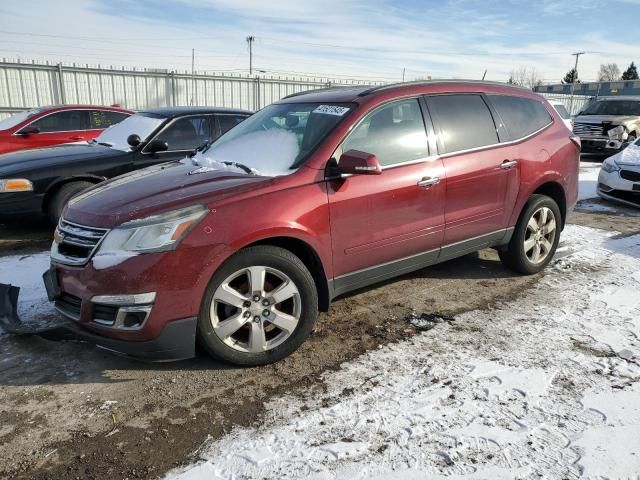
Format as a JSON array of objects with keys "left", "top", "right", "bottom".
[{"left": 313, "top": 105, "right": 350, "bottom": 116}]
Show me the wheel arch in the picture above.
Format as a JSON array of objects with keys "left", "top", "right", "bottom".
[
  {"left": 531, "top": 181, "right": 567, "bottom": 229},
  {"left": 41, "top": 175, "right": 105, "bottom": 213},
  {"left": 242, "top": 236, "right": 331, "bottom": 312}
]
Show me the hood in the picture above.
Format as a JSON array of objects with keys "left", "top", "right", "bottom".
[
  {"left": 0, "top": 143, "right": 122, "bottom": 176},
  {"left": 64, "top": 160, "right": 269, "bottom": 228},
  {"left": 612, "top": 142, "right": 640, "bottom": 167},
  {"left": 574, "top": 115, "right": 638, "bottom": 125}
]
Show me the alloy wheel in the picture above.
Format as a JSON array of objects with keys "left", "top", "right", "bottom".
[
  {"left": 524, "top": 206, "right": 557, "bottom": 265},
  {"left": 210, "top": 266, "right": 301, "bottom": 353}
]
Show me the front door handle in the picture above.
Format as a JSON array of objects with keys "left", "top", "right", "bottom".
[
  {"left": 417, "top": 176, "right": 440, "bottom": 187},
  {"left": 500, "top": 159, "right": 518, "bottom": 169}
]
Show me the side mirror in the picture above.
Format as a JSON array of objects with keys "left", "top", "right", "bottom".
[
  {"left": 146, "top": 139, "right": 169, "bottom": 153},
  {"left": 17, "top": 125, "right": 40, "bottom": 136},
  {"left": 338, "top": 149, "right": 382, "bottom": 175},
  {"left": 127, "top": 134, "right": 141, "bottom": 147}
]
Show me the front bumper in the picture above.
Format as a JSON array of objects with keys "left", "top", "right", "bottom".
[
  {"left": 579, "top": 137, "right": 631, "bottom": 155},
  {"left": 597, "top": 168, "right": 640, "bottom": 208},
  {"left": 46, "top": 238, "right": 230, "bottom": 360},
  {"left": 0, "top": 191, "right": 43, "bottom": 217}
]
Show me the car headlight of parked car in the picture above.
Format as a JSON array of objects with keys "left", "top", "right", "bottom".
[
  {"left": 0, "top": 179, "right": 33, "bottom": 192},
  {"left": 97, "top": 205, "right": 208, "bottom": 254},
  {"left": 607, "top": 125, "right": 626, "bottom": 140},
  {"left": 601, "top": 157, "right": 620, "bottom": 173}
]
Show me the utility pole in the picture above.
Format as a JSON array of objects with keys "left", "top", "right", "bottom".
[
  {"left": 191, "top": 48, "right": 195, "bottom": 105},
  {"left": 246, "top": 36, "right": 255, "bottom": 76},
  {"left": 569, "top": 51, "right": 585, "bottom": 114},
  {"left": 402, "top": 67, "right": 405, "bottom": 82}
]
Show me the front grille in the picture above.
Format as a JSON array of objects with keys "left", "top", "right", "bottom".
[
  {"left": 55, "top": 293, "right": 82, "bottom": 320},
  {"left": 620, "top": 170, "right": 640, "bottom": 182},
  {"left": 573, "top": 122, "right": 605, "bottom": 138},
  {"left": 54, "top": 219, "right": 109, "bottom": 265}
]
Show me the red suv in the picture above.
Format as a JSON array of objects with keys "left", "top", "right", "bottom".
[
  {"left": 45, "top": 81, "right": 579, "bottom": 365},
  {"left": 0, "top": 105, "right": 132, "bottom": 155}
]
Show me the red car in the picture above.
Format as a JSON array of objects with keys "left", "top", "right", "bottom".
[
  {"left": 45, "top": 81, "right": 579, "bottom": 365},
  {"left": 0, "top": 105, "right": 132, "bottom": 155}
]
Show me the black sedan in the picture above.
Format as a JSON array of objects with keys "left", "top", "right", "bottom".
[{"left": 0, "top": 106, "right": 251, "bottom": 224}]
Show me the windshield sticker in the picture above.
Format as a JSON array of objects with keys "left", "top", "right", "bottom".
[{"left": 313, "top": 105, "right": 350, "bottom": 116}]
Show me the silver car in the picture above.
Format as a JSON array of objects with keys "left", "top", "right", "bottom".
[
  {"left": 598, "top": 138, "right": 640, "bottom": 208},
  {"left": 573, "top": 96, "right": 640, "bottom": 155}
]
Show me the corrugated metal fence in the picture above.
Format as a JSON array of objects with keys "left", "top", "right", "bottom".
[{"left": 0, "top": 60, "right": 382, "bottom": 119}]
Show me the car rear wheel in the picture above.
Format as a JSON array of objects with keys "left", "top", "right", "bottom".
[
  {"left": 47, "top": 181, "right": 94, "bottom": 225},
  {"left": 499, "top": 194, "right": 561, "bottom": 275},
  {"left": 197, "top": 245, "right": 318, "bottom": 366}
]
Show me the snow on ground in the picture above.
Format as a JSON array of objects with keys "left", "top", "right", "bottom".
[
  {"left": 578, "top": 161, "right": 600, "bottom": 202},
  {"left": 168, "top": 225, "right": 640, "bottom": 480}
]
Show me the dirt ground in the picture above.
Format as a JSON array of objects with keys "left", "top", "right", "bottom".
[{"left": 0, "top": 197, "right": 639, "bottom": 480}]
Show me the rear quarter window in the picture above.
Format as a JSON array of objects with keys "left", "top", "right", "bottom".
[{"left": 488, "top": 95, "right": 553, "bottom": 141}]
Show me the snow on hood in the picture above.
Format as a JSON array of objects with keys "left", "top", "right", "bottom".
[
  {"left": 196, "top": 129, "right": 300, "bottom": 177},
  {"left": 612, "top": 141, "right": 640, "bottom": 166}
]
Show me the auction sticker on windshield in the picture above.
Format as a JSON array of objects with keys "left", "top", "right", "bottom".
[{"left": 313, "top": 105, "right": 350, "bottom": 116}]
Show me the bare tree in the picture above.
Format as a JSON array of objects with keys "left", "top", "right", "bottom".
[
  {"left": 598, "top": 63, "right": 621, "bottom": 81},
  {"left": 508, "top": 67, "right": 542, "bottom": 89}
]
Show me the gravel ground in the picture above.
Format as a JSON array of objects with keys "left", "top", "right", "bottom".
[{"left": 0, "top": 162, "right": 639, "bottom": 479}]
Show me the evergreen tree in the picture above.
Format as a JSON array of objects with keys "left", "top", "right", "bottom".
[
  {"left": 562, "top": 68, "right": 579, "bottom": 84},
  {"left": 622, "top": 62, "right": 639, "bottom": 80}
]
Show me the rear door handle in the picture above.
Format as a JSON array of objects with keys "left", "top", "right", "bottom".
[
  {"left": 500, "top": 159, "right": 518, "bottom": 169},
  {"left": 417, "top": 176, "right": 440, "bottom": 187}
]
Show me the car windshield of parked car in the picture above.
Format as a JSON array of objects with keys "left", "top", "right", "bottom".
[
  {"left": 581, "top": 100, "right": 640, "bottom": 116},
  {"left": 91, "top": 113, "right": 166, "bottom": 151},
  {"left": 0, "top": 108, "right": 45, "bottom": 131},
  {"left": 196, "top": 102, "right": 353, "bottom": 176}
]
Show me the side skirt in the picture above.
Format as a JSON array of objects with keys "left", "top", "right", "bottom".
[{"left": 330, "top": 227, "right": 514, "bottom": 299}]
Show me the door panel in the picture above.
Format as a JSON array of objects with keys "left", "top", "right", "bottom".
[{"left": 328, "top": 160, "right": 445, "bottom": 278}]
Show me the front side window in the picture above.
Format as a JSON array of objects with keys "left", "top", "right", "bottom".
[
  {"left": 197, "top": 102, "right": 353, "bottom": 176},
  {"left": 93, "top": 112, "right": 166, "bottom": 151},
  {"left": 428, "top": 94, "right": 498, "bottom": 154},
  {"left": 488, "top": 95, "right": 553, "bottom": 140},
  {"left": 89, "top": 110, "right": 130, "bottom": 129},
  {"left": 155, "top": 115, "right": 213, "bottom": 151},
  {"left": 581, "top": 100, "right": 640, "bottom": 116},
  {"left": 340, "top": 98, "right": 429, "bottom": 166},
  {"left": 218, "top": 115, "right": 249, "bottom": 136},
  {"left": 29, "top": 110, "right": 89, "bottom": 133}
]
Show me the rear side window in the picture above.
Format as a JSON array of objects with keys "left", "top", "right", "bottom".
[
  {"left": 30, "top": 110, "right": 89, "bottom": 132},
  {"left": 488, "top": 95, "right": 553, "bottom": 140},
  {"left": 341, "top": 98, "right": 429, "bottom": 166},
  {"left": 427, "top": 95, "right": 498, "bottom": 154},
  {"left": 89, "top": 110, "right": 129, "bottom": 129}
]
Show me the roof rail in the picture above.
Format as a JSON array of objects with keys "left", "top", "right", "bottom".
[
  {"left": 357, "top": 79, "right": 524, "bottom": 96},
  {"left": 282, "top": 85, "right": 371, "bottom": 99}
]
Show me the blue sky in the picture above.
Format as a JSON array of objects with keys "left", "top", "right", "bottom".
[{"left": 0, "top": 0, "right": 638, "bottom": 83}]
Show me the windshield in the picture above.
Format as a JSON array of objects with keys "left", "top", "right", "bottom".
[
  {"left": 0, "top": 108, "right": 45, "bottom": 131},
  {"left": 581, "top": 100, "right": 640, "bottom": 116},
  {"left": 92, "top": 113, "right": 166, "bottom": 151},
  {"left": 553, "top": 103, "right": 571, "bottom": 119},
  {"left": 197, "top": 102, "right": 353, "bottom": 176}
]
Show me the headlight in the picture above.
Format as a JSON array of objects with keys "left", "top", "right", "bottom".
[
  {"left": 601, "top": 157, "right": 620, "bottom": 173},
  {"left": 607, "top": 125, "right": 625, "bottom": 139},
  {"left": 0, "top": 179, "right": 33, "bottom": 192},
  {"left": 97, "top": 205, "right": 208, "bottom": 254}
]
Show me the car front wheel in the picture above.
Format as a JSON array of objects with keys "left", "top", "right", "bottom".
[
  {"left": 499, "top": 194, "right": 561, "bottom": 275},
  {"left": 197, "top": 245, "right": 318, "bottom": 366}
]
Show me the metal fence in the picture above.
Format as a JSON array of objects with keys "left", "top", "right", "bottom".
[
  {"left": 538, "top": 92, "right": 594, "bottom": 115},
  {"left": 0, "top": 60, "right": 383, "bottom": 120}
]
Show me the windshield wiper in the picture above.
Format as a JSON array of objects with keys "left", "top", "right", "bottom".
[
  {"left": 222, "top": 161, "right": 256, "bottom": 175},
  {"left": 97, "top": 141, "right": 113, "bottom": 147}
]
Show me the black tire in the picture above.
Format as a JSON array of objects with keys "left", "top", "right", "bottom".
[
  {"left": 47, "top": 181, "right": 95, "bottom": 225},
  {"left": 197, "top": 245, "right": 318, "bottom": 366},
  {"left": 499, "top": 194, "right": 562, "bottom": 275}
]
